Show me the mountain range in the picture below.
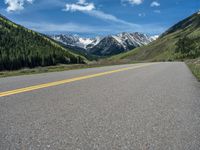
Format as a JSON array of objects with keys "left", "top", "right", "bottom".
[{"left": 51, "top": 32, "right": 155, "bottom": 56}]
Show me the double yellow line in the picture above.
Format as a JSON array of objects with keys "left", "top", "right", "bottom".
[{"left": 0, "top": 63, "right": 153, "bottom": 98}]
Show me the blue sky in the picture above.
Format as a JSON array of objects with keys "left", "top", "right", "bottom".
[{"left": 0, "top": 0, "right": 199, "bottom": 37}]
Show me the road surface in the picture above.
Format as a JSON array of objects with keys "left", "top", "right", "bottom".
[{"left": 0, "top": 62, "right": 200, "bottom": 150}]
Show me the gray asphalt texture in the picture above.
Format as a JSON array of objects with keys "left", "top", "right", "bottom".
[{"left": 0, "top": 62, "right": 200, "bottom": 150}]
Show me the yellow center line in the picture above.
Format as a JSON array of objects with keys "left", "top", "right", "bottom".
[{"left": 0, "top": 63, "right": 154, "bottom": 98}]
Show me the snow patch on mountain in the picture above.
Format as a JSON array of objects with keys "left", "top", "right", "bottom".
[
  {"left": 111, "top": 32, "right": 154, "bottom": 49},
  {"left": 79, "top": 38, "right": 93, "bottom": 47},
  {"left": 151, "top": 35, "right": 159, "bottom": 40},
  {"left": 51, "top": 32, "right": 156, "bottom": 56},
  {"left": 51, "top": 34, "right": 98, "bottom": 49}
]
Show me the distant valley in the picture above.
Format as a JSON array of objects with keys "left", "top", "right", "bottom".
[{"left": 0, "top": 11, "right": 199, "bottom": 73}]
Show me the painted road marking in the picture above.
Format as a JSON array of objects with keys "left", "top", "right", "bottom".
[{"left": 0, "top": 63, "right": 154, "bottom": 97}]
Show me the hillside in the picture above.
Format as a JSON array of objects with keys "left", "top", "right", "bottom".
[
  {"left": 0, "top": 14, "right": 86, "bottom": 71},
  {"left": 109, "top": 12, "right": 200, "bottom": 62}
]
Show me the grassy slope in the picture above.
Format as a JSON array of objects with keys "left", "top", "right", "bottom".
[
  {"left": 186, "top": 58, "right": 200, "bottom": 81},
  {"left": 108, "top": 12, "right": 200, "bottom": 62}
]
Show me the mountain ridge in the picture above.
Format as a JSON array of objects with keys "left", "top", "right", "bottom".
[{"left": 51, "top": 32, "right": 155, "bottom": 56}]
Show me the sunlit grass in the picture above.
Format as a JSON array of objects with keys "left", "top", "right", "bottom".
[{"left": 186, "top": 58, "right": 200, "bottom": 81}]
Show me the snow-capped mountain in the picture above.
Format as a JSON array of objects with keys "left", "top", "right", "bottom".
[
  {"left": 86, "top": 36, "right": 102, "bottom": 50},
  {"left": 51, "top": 34, "right": 96, "bottom": 49},
  {"left": 113, "top": 32, "right": 153, "bottom": 47},
  {"left": 89, "top": 32, "right": 155, "bottom": 56},
  {"left": 151, "top": 35, "right": 159, "bottom": 40},
  {"left": 51, "top": 32, "right": 155, "bottom": 56}
]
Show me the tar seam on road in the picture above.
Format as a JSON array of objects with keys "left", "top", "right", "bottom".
[{"left": 0, "top": 63, "right": 154, "bottom": 98}]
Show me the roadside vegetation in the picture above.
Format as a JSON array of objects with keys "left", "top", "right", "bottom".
[
  {"left": 0, "top": 64, "right": 89, "bottom": 78},
  {"left": 175, "top": 36, "right": 200, "bottom": 59},
  {"left": 175, "top": 35, "right": 200, "bottom": 81},
  {"left": 0, "top": 61, "right": 138, "bottom": 78},
  {"left": 186, "top": 58, "right": 200, "bottom": 81}
]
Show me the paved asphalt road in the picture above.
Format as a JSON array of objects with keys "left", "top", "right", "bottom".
[{"left": 0, "top": 62, "right": 200, "bottom": 150}]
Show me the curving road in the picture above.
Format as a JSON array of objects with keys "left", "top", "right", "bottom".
[{"left": 0, "top": 62, "right": 200, "bottom": 150}]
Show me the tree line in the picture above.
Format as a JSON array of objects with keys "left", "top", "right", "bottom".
[{"left": 0, "top": 17, "right": 85, "bottom": 71}]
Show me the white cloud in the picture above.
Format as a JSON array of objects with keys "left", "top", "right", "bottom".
[
  {"left": 150, "top": 1, "right": 160, "bottom": 7},
  {"left": 87, "top": 10, "right": 138, "bottom": 27},
  {"left": 27, "top": 0, "right": 34, "bottom": 3},
  {"left": 77, "top": 0, "right": 86, "bottom": 5},
  {"left": 122, "top": 0, "right": 144, "bottom": 5},
  {"left": 5, "top": 0, "right": 34, "bottom": 12},
  {"left": 63, "top": 0, "right": 138, "bottom": 27},
  {"left": 63, "top": 0, "right": 95, "bottom": 12}
]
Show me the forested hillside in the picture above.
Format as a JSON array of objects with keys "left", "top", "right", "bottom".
[{"left": 0, "top": 14, "right": 86, "bottom": 71}]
